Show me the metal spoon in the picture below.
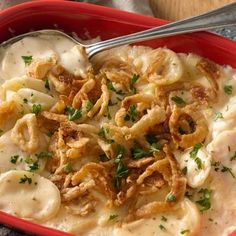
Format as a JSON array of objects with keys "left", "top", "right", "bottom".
[{"left": 1, "top": 3, "right": 236, "bottom": 58}]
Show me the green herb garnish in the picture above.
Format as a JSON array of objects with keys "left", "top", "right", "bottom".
[
  {"left": 21, "top": 55, "right": 33, "bottom": 65},
  {"left": 131, "top": 147, "right": 149, "bottom": 160},
  {"left": 10, "top": 155, "right": 19, "bottom": 164},
  {"left": 214, "top": 112, "right": 223, "bottom": 121},
  {"left": 195, "top": 157, "right": 204, "bottom": 170},
  {"left": 107, "top": 81, "right": 124, "bottom": 95},
  {"left": 224, "top": 85, "right": 233, "bottom": 95},
  {"left": 35, "top": 151, "right": 52, "bottom": 159},
  {"left": 32, "top": 104, "right": 42, "bottom": 115},
  {"left": 108, "top": 214, "right": 118, "bottom": 221},
  {"left": 181, "top": 229, "right": 190, "bottom": 234},
  {"left": 221, "top": 165, "right": 235, "bottom": 178},
  {"left": 182, "top": 166, "right": 188, "bottom": 175},
  {"left": 98, "top": 127, "right": 114, "bottom": 144},
  {"left": 196, "top": 188, "right": 211, "bottom": 212},
  {"left": 98, "top": 154, "right": 109, "bottom": 162},
  {"left": 159, "top": 224, "right": 167, "bottom": 231},
  {"left": 86, "top": 100, "right": 93, "bottom": 112},
  {"left": 171, "top": 96, "right": 186, "bottom": 106},
  {"left": 124, "top": 104, "right": 139, "bottom": 122},
  {"left": 23, "top": 98, "right": 28, "bottom": 104},
  {"left": 166, "top": 193, "right": 176, "bottom": 202},
  {"left": 114, "top": 145, "right": 125, "bottom": 163},
  {"left": 45, "top": 79, "right": 50, "bottom": 90},
  {"left": 161, "top": 216, "right": 167, "bottom": 222},
  {"left": 64, "top": 163, "right": 73, "bottom": 173},
  {"left": 129, "top": 74, "right": 140, "bottom": 94},
  {"left": 19, "top": 175, "right": 32, "bottom": 184},
  {"left": 190, "top": 143, "right": 203, "bottom": 159},
  {"left": 65, "top": 106, "right": 82, "bottom": 121},
  {"left": 230, "top": 151, "right": 236, "bottom": 161},
  {"left": 28, "top": 161, "right": 39, "bottom": 172},
  {"left": 113, "top": 145, "right": 128, "bottom": 189}
]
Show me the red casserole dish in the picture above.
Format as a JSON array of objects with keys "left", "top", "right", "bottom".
[{"left": 0, "top": 1, "right": 235, "bottom": 235}]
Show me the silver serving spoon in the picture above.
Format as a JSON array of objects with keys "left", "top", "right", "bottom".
[{"left": 1, "top": 3, "right": 236, "bottom": 58}]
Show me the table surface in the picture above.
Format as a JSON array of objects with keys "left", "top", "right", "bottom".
[{"left": 0, "top": 24, "right": 235, "bottom": 236}]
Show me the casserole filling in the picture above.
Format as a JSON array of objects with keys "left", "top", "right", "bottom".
[{"left": 0, "top": 34, "right": 236, "bottom": 236}]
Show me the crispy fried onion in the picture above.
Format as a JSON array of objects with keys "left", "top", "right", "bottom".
[
  {"left": 0, "top": 100, "right": 18, "bottom": 125},
  {"left": 140, "top": 48, "right": 183, "bottom": 85},
  {"left": 26, "top": 56, "right": 57, "bottom": 80},
  {"left": 72, "top": 163, "right": 115, "bottom": 201},
  {"left": 87, "top": 81, "right": 110, "bottom": 118},
  {"left": 169, "top": 105, "right": 208, "bottom": 149},
  {"left": 115, "top": 94, "right": 158, "bottom": 127},
  {"left": 48, "top": 65, "right": 90, "bottom": 96},
  {"left": 128, "top": 145, "right": 186, "bottom": 221},
  {"left": 196, "top": 58, "right": 220, "bottom": 94},
  {"left": 101, "top": 59, "right": 137, "bottom": 91},
  {"left": 11, "top": 113, "right": 40, "bottom": 153},
  {"left": 121, "top": 105, "right": 166, "bottom": 139}
]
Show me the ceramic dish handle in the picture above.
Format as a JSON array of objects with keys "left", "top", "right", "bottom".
[{"left": 86, "top": 2, "right": 236, "bottom": 57}]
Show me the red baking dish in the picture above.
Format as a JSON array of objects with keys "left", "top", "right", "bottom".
[{"left": 0, "top": 1, "right": 236, "bottom": 236}]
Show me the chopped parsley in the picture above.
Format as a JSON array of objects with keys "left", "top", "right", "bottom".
[
  {"left": 159, "top": 224, "right": 167, "bottom": 231},
  {"left": 221, "top": 165, "right": 235, "bottom": 178},
  {"left": 145, "top": 134, "right": 157, "bottom": 144},
  {"left": 161, "top": 216, "right": 167, "bottom": 222},
  {"left": 181, "top": 229, "right": 190, "bottom": 234},
  {"left": 171, "top": 96, "right": 186, "bottom": 106},
  {"left": 28, "top": 161, "right": 39, "bottom": 172},
  {"left": 230, "top": 151, "right": 236, "bottom": 161},
  {"left": 21, "top": 55, "right": 33, "bottom": 65},
  {"left": 196, "top": 188, "right": 211, "bottom": 212},
  {"left": 166, "top": 193, "right": 176, "bottom": 202},
  {"left": 114, "top": 145, "right": 125, "bottom": 164},
  {"left": 104, "top": 107, "right": 112, "bottom": 120},
  {"left": 32, "top": 104, "right": 42, "bottom": 115},
  {"left": 212, "top": 161, "right": 235, "bottom": 178},
  {"left": 86, "top": 100, "right": 93, "bottom": 112},
  {"left": 124, "top": 104, "right": 139, "bottom": 122},
  {"left": 65, "top": 106, "right": 82, "bottom": 121},
  {"left": 190, "top": 143, "right": 204, "bottom": 170},
  {"left": 113, "top": 145, "right": 128, "bottom": 189},
  {"left": 108, "top": 214, "right": 118, "bottom": 221},
  {"left": 214, "top": 112, "right": 223, "bottom": 121},
  {"left": 64, "top": 163, "right": 73, "bottom": 173},
  {"left": 190, "top": 143, "right": 203, "bottom": 158},
  {"left": 224, "top": 85, "right": 233, "bottom": 95},
  {"left": 19, "top": 175, "right": 32, "bottom": 184},
  {"left": 131, "top": 147, "right": 149, "bottom": 159},
  {"left": 149, "top": 142, "right": 162, "bottom": 153},
  {"left": 35, "top": 151, "right": 52, "bottom": 159},
  {"left": 107, "top": 81, "right": 124, "bottom": 95},
  {"left": 23, "top": 98, "right": 28, "bottom": 104},
  {"left": 194, "top": 157, "right": 204, "bottom": 170},
  {"left": 182, "top": 166, "right": 188, "bottom": 175},
  {"left": 45, "top": 79, "right": 50, "bottom": 90},
  {"left": 10, "top": 155, "right": 19, "bottom": 164},
  {"left": 129, "top": 74, "right": 140, "bottom": 94},
  {"left": 98, "top": 154, "right": 109, "bottom": 162},
  {"left": 98, "top": 127, "right": 114, "bottom": 144},
  {"left": 115, "top": 162, "right": 129, "bottom": 178}
]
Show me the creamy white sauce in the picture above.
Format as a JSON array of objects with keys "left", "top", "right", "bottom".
[{"left": 0, "top": 34, "right": 236, "bottom": 236}]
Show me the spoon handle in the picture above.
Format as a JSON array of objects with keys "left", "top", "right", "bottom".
[{"left": 86, "top": 3, "right": 236, "bottom": 57}]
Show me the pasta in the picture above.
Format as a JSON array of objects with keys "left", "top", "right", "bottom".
[{"left": 0, "top": 34, "right": 236, "bottom": 236}]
